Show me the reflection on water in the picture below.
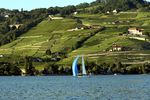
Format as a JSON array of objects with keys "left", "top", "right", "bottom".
[{"left": 0, "top": 75, "right": 150, "bottom": 100}]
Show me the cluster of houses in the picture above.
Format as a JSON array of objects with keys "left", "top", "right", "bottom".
[{"left": 107, "top": 27, "right": 145, "bottom": 52}]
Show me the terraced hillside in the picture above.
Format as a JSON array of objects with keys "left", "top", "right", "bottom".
[
  {"left": 0, "top": 19, "right": 76, "bottom": 56},
  {"left": 0, "top": 18, "right": 98, "bottom": 57},
  {"left": 0, "top": 12, "right": 150, "bottom": 66},
  {"left": 64, "top": 12, "right": 150, "bottom": 64}
]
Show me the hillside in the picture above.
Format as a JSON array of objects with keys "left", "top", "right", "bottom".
[
  {"left": 0, "top": 11, "right": 150, "bottom": 67},
  {"left": 0, "top": 0, "right": 150, "bottom": 75}
]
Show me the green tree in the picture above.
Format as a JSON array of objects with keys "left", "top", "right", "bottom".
[
  {"left": 24, "top": 56, "right": 35, "bottom": 75},
  {"left": 46, "top": 49, "right": 52, "bottom": 55}
]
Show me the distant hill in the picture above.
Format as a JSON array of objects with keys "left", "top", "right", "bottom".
[
  {"left": 102, "top": 0, "right": 145, "bottom": 10},
  {"left": 78, "top": 0, "right": 150, "bottom": 13}
]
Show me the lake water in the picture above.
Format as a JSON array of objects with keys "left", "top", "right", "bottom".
[{"left": 0, "top": 75, "right": 150, "bottom": 100}]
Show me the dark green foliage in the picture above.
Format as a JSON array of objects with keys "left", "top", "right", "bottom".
[
  {"left": 24, "top": 56, "right": 38, "bottom": 76},
  {"left": 84, "top": 61, "right": 150, "bottom": 75},
  {"left": 0, "top": 62, "right": 21, "bottom": 75},
  {"left": 79, "top": 0, "right": 148, "bottom": 14},
  {"left": 144, "top": 63, "right": 150, "bottom": 73},
  {"left": 42, "top": 63, "right": 59, "bottom": 75},
  {"left": 0, "top": 8, "right": 47, "bottom": 46},
  {"left": 60, "top": 6, "right": 76, "bottom": 17},
  {"left": 103, "top": 0, "right": 145, "bottom": 11},
  {"left": 46, "top": 49, "right": 52, "bottom": 55},
  {"left": 76, "top": 3, "right": 90, "bottom": 9},
  {"left": 143, "top": 32, "right": 150, "bottom": 37}
]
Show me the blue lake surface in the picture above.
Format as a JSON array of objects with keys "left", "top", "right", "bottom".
[{"left": 0, "top": 75, "right": 150, "bottom": 100}]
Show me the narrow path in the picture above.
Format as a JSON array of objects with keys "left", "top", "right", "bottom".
[
  {"left": 122, "top": 61, "right": 150, "bottom": 64},
  {"left": 18, "top": 35, "right": 43, "bottom": 39},
  {"left": 81, "top": 51, "right": 150, "bottom": 57}
]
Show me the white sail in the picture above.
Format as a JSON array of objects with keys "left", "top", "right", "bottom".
[{"left": 82, "top": 55, "right": 87, "bottom": 75}]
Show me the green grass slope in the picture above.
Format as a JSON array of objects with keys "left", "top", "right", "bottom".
[
  {"left": 0, "top": 11, "right": 150, "bottom": 65},
  {"left": 0, "top": 18, "right": 78, "bottom": 56}
]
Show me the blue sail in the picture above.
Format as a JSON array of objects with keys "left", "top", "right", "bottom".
[
  {"left": 82, "top": 55, "right": 87, "bottom": 75},
  {"left": 72, "top": 55, "right": 80, "bottom": 76}
]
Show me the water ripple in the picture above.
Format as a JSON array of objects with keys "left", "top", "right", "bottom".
[{"left": 0, "top": 75, "right": 150, "bottom": 100}]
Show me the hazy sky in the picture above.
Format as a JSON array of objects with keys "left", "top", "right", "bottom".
[
  {"left": 0, "top": 0, "right": 95, "bottom": 11},
  {"left": 0, "top": 0, "right": 149, "bottom": 11}
]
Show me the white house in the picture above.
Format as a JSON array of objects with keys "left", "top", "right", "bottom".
[
  {"left": 4, "top": 15, "right": 9, "bottom": 18},
  {"left": 106, "top": 11, "right": 110, "bottom": 14},
  {"left": 73, "top": 12, "right": 78, "bottom": 15},
  {"left": 67, "top": 27, "right": 84, "bottom": 32},
  {"left": 128, "top": 28, "right": 143, "bottom": 35},
  {"left": 49, "top": 15, "right": 63, "bottom": 20},
  {"left": 112, "top": 9, "right": 118, "bottom": 13},
  {"left": 0, "top": 55, "right": 4, "bottom": 58}
]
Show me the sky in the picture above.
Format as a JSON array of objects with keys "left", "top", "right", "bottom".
[{"left": 0, "top": 0, "right": 95, "bottom": 11}]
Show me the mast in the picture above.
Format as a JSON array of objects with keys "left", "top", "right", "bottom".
[{"left": 82, "top": 55, "right": 87, "bottom": 75}]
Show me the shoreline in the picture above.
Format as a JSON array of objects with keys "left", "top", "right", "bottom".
[{"left": 0, "top": 74, "right": 149, "bottom": 77}]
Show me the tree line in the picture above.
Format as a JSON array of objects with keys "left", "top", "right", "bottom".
[
  {"left": 0, "top": 56, "right": 150, "bottom": 76},
  {"left": 78, "top": 0, "right": 150, "bottom": 14}
]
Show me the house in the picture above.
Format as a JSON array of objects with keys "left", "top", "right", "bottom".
[
  {"left": 73, "top": 12, "right": 78, "bottom": 15},
  {"left": 109, "top": 44, "right": 122, "bottom": 52},
  {"left": 128, "top": 28, "right": 143, "bottom": 35},
  {"left": 67, "top": 26, "right": 86, "bottom": 32},
  {"left": 0, "top": 54, "right": 4, "bottom": 58},
  {"left": 67, "top": 27, "right": 80, "bottom": 31},
  {"left": 20, "top": 69, "right": 26, "bottom": 76},
  {"left": 49, "top": 15, "right": 63, "bottom": 20},
  {"left": 106, "top": 11, "right": 110, "bottom": 14},
  {"left": 4, "top": 15, "right": 9, "bottom": 18},
  {"left": 112, "top": 9, "right": 118, "bottom": 13},
  {"left": 9, "top": 24, "right": 23, "bottom": 29}
]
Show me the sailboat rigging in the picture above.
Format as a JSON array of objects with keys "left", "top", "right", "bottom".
[{"left": 72, "top": 55, "right": 87, "bottom": 77}]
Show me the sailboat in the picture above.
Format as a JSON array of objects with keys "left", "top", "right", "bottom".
[{"left": 72, "top": 55, "right": 87, "bottom": 77}]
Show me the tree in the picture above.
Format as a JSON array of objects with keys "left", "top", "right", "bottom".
[
  {"left": 143, "top": 32, "right": 150, "bottom": 36},
  {"left": 76, "top": 3, "right": 90, "bottom": 9},
  {"left": 24, "top": 56, "right": 35, "bottom": 75},
  {"left": 46, "top": 49, "right": 51, "bottom": 55},
  {"left": 0, "top": 62, "right": 21, "bottom": 76}
]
